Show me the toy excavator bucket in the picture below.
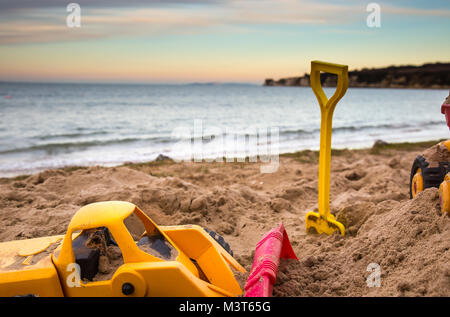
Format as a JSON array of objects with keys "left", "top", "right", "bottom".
[
  {"left": 305, "top": 61, "right": 348, "bottom": 237},
  {"left": 244, "top": 223, "right": 298, "bottom": 297}
]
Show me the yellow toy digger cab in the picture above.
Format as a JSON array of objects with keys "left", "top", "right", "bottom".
[{"left": 0, "top": 201, "right": 245, "bottom": 297}]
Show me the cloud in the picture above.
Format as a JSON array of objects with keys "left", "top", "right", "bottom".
[
  {"left": 0, "top": 0, "right": 356, "bottom": 44},
  {"left": 0, "top": 0, "right": 449, "bottom": 45},
  {"left": 383, "top": 5, "right": 450, "bottom": 17},
  {"left": 0, "top": 0, "right": 222, "bottom": 11}
]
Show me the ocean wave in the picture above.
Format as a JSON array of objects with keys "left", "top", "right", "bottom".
[
  {"left": 35, "top": 131, "right": 109, "bottom": 140},
  {"left": 279, "top": 120, "right": 444, "bottom": 136},
  {"left": 0, "top": 136, "right": 171, "bottom": 155},
  {"left": 333, "top": 120, "right": 443, "bottom": 132},
  {"left": 0, "top": 119, "right": 443, "bottom": 156}
]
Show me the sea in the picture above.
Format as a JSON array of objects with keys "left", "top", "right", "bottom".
[{"left": 0, "top": 82, "right": 448, "bottom": 177}]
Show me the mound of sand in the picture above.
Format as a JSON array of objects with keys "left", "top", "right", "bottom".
[
  {"left": 0, "top": 144, "right": 448, "bottom": 296},
  {"left": 274, "top": 188, "right": 449, "bottom": 296}
]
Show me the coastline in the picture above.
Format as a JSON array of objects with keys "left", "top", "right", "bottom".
[
  {"left": 1, "top": 139, "right": 444, "bottom": 181},
  {"left": 264, "top": 62, "right": 450, "bottom": 89},
  {"left": 1, "top": 83, "right": 448, "bottom": 179}
]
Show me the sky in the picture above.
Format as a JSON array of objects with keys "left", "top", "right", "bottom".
[{"left": 0, "top": 0, "right": 449, "bottom": 84}]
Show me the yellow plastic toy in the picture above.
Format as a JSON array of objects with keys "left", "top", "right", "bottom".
[
  {"left": 410, "top": 140, "right": 450, "bottom": 199},
  {"left": 439, "top": 173, "right": 450, "bottom": 213},
  {"left": 410, "top": 94, "right": 450, "bottom": 210},
  {"left": 0, "top": 201, "right": 245, "bottom": 297},
  {"left": 305, "top": 61, "right": 348, "bottom": 236}
]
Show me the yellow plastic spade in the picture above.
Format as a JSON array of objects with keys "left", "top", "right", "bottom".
[{"left": 305, "top": 61, "right": 348, "bottom": 236}]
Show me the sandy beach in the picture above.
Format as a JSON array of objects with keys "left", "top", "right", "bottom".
[
  {"left": 0, "top": 140, "right": 448, "bottom": 297},
  {"left": 1, "top": 0, "right": 449, "bottom": 303}
]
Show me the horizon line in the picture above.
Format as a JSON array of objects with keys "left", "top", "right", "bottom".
[
  {"left": 0, "top": 80, "right": 260, "bottom": 86},
  {"left": 1, "top": 60, "right": 448, "bottom": 87}
]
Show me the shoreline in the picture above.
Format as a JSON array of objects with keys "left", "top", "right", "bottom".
[
  {"left": 1, "top": 139, "right": 445, "bottom": 181},
  {"left": 265, "top": 85, "right": 450, "bottom": 90},
  {"left": 263, "top": 62, "right": 450, "bottom": 89}
]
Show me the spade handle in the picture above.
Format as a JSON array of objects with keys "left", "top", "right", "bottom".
[{"left": 310, "top": 61, "right": 348, "bottom": 217}]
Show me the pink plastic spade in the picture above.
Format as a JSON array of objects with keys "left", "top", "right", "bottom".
[{"left": 244, "top": 223, "right": 298, "bottom": 297}]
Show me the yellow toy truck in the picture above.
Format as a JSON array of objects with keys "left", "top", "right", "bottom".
[
  {"left": 410, "top": 92, "right": 450, "bottom": 214},
  {"left": 0, "top": 201, "right": 245, "bottom": 297}
]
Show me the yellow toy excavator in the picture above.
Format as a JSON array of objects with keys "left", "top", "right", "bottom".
[
  {"left": 0, "top": 201, "right": 245, "bottom": 297},
  {"left": 410, "top": 92, "right": 450, "bottom": 214}
]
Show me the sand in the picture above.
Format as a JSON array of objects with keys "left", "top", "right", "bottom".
[
  {"left": 0, "top": 142, "right": 449, "bottom": 296},
  {"left": 422, "top": 142, "right": 450, "bottom": 166}
]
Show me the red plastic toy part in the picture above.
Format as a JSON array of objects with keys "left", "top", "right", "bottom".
[
  {"left": 441, "top": 102, "right": 450, "bottom": 130},
  {"left": 244, "top": 223, "right": 298, "bottom": 297}
]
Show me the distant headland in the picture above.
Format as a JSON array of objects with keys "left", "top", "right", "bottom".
[{"left": 263, "top": 62, "right": 450, "bottom": 89}]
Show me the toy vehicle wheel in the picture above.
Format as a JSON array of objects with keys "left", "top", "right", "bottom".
[
  {"left": 410, "top": 155, "right": 445, "bottom": 199},
  {"left": 203, "top": 227, "right": 234, "bottom": 257}
]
